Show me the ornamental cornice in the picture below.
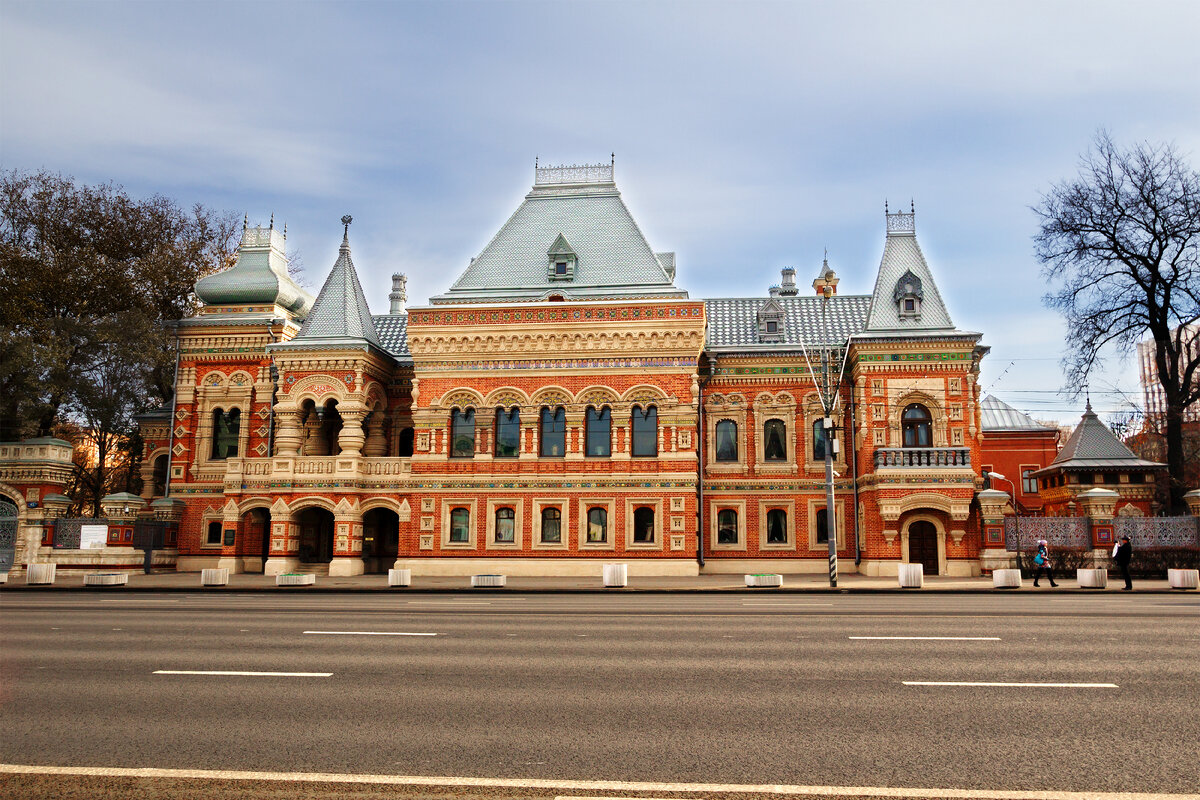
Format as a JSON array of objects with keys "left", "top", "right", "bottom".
[{"left": 407, "top": 327, "right": 704, "bottom": 361}]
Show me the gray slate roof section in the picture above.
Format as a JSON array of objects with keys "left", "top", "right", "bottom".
[
  {"left": 431, "top": 179, "right": 684, "bottom": 303},
  {"left": 194, "top": 226, "right": 314, "bottom": 317},
  {"left": 284, "top": 231, "right": 382, "bottom": 349},
  {"left": 373, "top": 314, "right": 411, "bottom": 361},
  {"left": 1036, "top": 404, "right": 1164, "bottom": 473},
  {"left": 863, "top": 218, "right": 955, "bottom": 333},
  {"left": 706, "top": 296, "right": 872, "bottom": 349},
  {"left": 980, "top": 395, "right": 1057, "bottom": 432}
]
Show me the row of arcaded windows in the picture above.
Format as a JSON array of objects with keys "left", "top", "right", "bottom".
[
  {"left": 714, "top": 508, "right": 830, "bottom": 546},
  {"left": 450, "top": 405, "right": 658, "bottom": 458},
  {"left": 713, "top": 403, "right": 934, "bottom": 462},
  {"left": 446, "top": 506, "right": 655, "bottom": 545}
]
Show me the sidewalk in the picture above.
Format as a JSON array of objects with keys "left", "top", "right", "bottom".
[{"left": 0, "top": 570, "right": 1189, "bottom": 593}]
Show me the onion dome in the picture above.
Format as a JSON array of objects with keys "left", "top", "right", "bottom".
[{"left": 195, "top": 217, "right": 314, "bottom": 318}]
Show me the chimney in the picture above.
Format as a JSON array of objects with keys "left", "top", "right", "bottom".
[
  {"left": 779, "top": 267, "right": 798, "bottom": 296},
  {"left": 389, "top": 273, "right": 408, "bottom": 314}
]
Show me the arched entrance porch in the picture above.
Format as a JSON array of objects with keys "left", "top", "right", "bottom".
[
  {"left": 900, "top": 513, "right": 947, "bottom": 576},
  {"left": 240, "top": 507, "right": 271, "bottom": 573},
  {"left": 296, "top": 507, "right": 335, "bottom": 564},
  {"left": 362, "top": 507, "right": 399, "bottom": 573}
]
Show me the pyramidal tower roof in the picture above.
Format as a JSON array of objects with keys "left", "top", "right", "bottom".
[
  {"left": 1043, "top": 400, "right": 1164, "bottom": 471},
  {"left": 430, "top": 161, "right": 685, "bottom": 303},
  {"left": 862, "top": 207, "right": 956, "bottom": 334},
  {"left": 278, "top": 217, "right": 382, "bottom": 351},
  {"left": 194, "top": 218, "right": 314, "bottom": 317}
]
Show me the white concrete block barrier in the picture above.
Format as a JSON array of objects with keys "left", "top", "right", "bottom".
[
  {"left": 0, "top": 572, "right": 8, "bottom": 584},
  {"left": 276, "top": 573, "right": 315, "bottom": 587},
  {"left": 83, "top": 573, "right": 129, "bottom": 587},
  {"left": 992, "top": 568, "right": 1022, "bottom": 589},
  {"left": 1167, "top": 568, "right": 1199, "bottom": 590},
  {"left": 1076, "top": 568, "right": 1108, "bottom": 589},
  {"left": 898, "top": 563, "right": 924, "bottom": 589},
  {"left": 471, "top": 574, "right": 506, "bottom": 588},
  {"left": 201, "top": 568, "right": 229, "bottom": 587},
  {"left": 744, "top": 573, "right": 783, "bottom": 588},
  {"left": 388, "top": 568, "right": 411, "bottom": 587},
  {"left": 602, "top": 563, "right": 628, "bottom": 588},
  {"left": 25, "top": 564, "right": 56, "bottom": 585}
]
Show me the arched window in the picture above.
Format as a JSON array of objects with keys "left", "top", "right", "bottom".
[
  {"left": 211, "top": 408, "right": 240, "bottom": 459},
  {"left": 631, "top": 405, "right": 657, "bottom": 457},
  {"left": 494, "top": 407, "right": 520, "bottom": 458},
  {"left": 586, "top": 406, "right": 611, "bottom": 457},
  {"left": 494, "top": 507, "right": 515, "bottom": 543},
  {"left": 540, "top": 507, "right": 561, "bottom": 543},
  {"left": 449, "top": 507, "right": 470, "bottom": 543},
  {"left": 766, "top": 508, "right": 788, "bottom": 544},
  {"left": 815, "top": 507, "right": 829, "bottom": 544},
  {"left": 151, "top": 454, "right": 168, "bottom": 496},
  {"left": 398, "top": 427, "right": 414, "bottom": 457},
  {"left": 633, "top": 507, "right": 655, "bottom": 543},
  {"left": 763, "top": 418, "right": 787, "bottom": 461},
  {"left": 540, "top": 406, "right": 566, "bottom": 456},
  {"left": 586, "top": 507, "right": 607, "bottom": 543},
  {"left": 450, "top": 408, "right": 475, "bottom": 458},
  {"left": 715, "top": 420, "right": 738, "bottom": 462},
  {"left": 812, "top": 419, "right": 827, "bottom": 461},
  {"left": 901, "top": 404, "right": 932, "bottom": 447},
  {"left": 717, "top": 508, "right": 738, "bottom": 545}
]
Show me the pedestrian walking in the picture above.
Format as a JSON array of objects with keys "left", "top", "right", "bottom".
[
  {"left": 1113, "top": 535, "right": 1133, "bottom": 591},
  {"left": 1032, "top": 538, "right": 1058, "bottom": 587}
]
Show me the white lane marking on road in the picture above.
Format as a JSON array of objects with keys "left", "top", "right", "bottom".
[
  {"left": 152, "top": 670, "right": 331, "bottom": 677},
  {"left": 0, "top": 763, "right": 1183, "bottom": 799},
  {"left": 741, "top": 602, "right": 834, "bottom": 606},
  {"left": 903, "top": 681, "right": 1118, "bottom": 688},
  {"left": 850, "top": 636, "right": 1001, "bottom": 641},
  {"left": 303, "top": 631, "right": 437, "bottom": 636},
  {"left": 407, "top": 601, "right": 491, "bottom": 605},
  {"left": 99, "top": 599, "right": 179, "bottom": 603}
]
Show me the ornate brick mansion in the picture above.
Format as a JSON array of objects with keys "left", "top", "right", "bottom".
[{"left": 23, "top": 162, "right": 1166, "bottom": 579}]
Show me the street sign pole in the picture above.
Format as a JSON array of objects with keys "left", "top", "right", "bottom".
[{"left": 822, "top": 347, "right": 838, "bottom": 588}]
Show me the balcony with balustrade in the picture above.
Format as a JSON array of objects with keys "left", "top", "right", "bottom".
[{"left": 873, "top": 447, "right": 972, "bottom": 469}]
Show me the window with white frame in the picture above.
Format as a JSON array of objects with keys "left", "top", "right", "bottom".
[
  {"left": 633, "top": 507, "right": 655, "bottom": 543},
  {"left": 540, "top": 507, "right": 561, "bottom": 544},
  {"left": 715, "top": 420, "right": 738, "bottom": 461},
  {"left": 449, "top": 507, "right": 470, "bottom": 543},
  {"left": 586, "top": 507, "right": 608, "bottom": 544},
  {"left": 716, "top": 508, "right": 738, "bottom": 545},
  {"left": 494, "top": 507, "right": 515, "bottom": 543}
]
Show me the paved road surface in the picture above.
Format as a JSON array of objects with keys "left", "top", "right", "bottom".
[{"left": 1, "top": 592, "right": 1196, "bottom": 799}]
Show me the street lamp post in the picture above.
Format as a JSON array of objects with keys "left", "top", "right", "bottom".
[{"left": 986, "top": 471, "right": 1021, "bottom": 571}]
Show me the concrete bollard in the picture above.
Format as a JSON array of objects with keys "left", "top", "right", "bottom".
[
  {"left": 471, "top": 574, "right": 506, "bottom": 588},
  {"left": 745, "top": 573, "right": 783, "bottom": 588},
  {"left": 1076, "top": 568, "right": 1107, "bottom": 589},
  {"left": 1167, "top": 569, "right": 1199, "bottom": 590},
  {"left": 25, "top": 564, "right": 56, "bottom": 585},
  {"left": 992, "top": 568, "right": 1022, "bottom": 589},
  {"left": 898, "top": 563, "right": 924, "bottom": 589},
  {"left": 276, "top": 573, "right": 315, "bottom": 586},
  {"left": 602, "top": 564, "right": 628, "bottom": 588},
  {"left": 201, "top": 568, "right": 229, "bottom": 587},
  {"left": 388, "top": 568, "right": 411, "bottom": 587},
  {"left": 84, "top": 573, "right": 128, "bottom": 587},
  {"left": 0, "top": 572, "right": 8, "bottom": 584}
]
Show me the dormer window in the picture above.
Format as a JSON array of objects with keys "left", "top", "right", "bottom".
[
  {"left": 893, "top": 269, "right": 923, "bottom": 319},
  {"left": 547, "top": 233, "right": 576, "bottom": 281},
  {"left": 757, "top": 298, "right": 785, "bottom": 343}
]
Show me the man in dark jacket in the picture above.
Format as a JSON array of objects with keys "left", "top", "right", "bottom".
[{"left": 1114, "top": 535, "right": 1133, "bottom": 591}]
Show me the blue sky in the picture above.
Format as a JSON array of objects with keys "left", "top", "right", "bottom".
[{"left": 4, "top": 0, "right": 1198, "bottom": 423}]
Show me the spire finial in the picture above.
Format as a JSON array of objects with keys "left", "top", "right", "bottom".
[
  {"left": 1085, "top": 387, "right": 1093, "bottom": 414},
  {"left": 340, "top": 215, "right": 352, "bottom": 249},
  {"left": 911, "top": 198, "right": 915, "bottom": 214},
  {"left": 283, "top": 221, "right": 287, "bottom": 237},
  {"left": 611, "top": 152, "right": 615, "bottom": 167},
  {"left": 823, "top": 246, "right": 828, "bottom": 267},
  {"left": 885, "top": 199, "right": 889, "bottom": 215},
  {"left": 243, "top": 214, "right": 248, "bottom": 232},
  {"left": 535, "top": 155, "right": 538, "bottom": 169},
  {"left": 269, "top": 213, "right": 274, "bottom": 230}
]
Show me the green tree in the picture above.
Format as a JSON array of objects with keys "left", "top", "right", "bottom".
[
  {"left": 0, "top": 170, "right": 237, "bottom": 501},
  {"left": 1035, "top": 132, "right": 1200, "bottom": 512}
]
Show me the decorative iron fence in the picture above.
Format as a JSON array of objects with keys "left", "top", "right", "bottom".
[
  {"left": 1113, "top": 517, "right": 1200, "bottom": 548},
  {"left": 51, "top": 518, "right": 106, "bottom": 549},
  {"left": 1004, "top": 517, "right": 1089, "bottom": 551}
]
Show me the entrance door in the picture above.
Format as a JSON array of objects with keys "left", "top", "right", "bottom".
[
  {"left": 297, "top": 508, "right": 334, "bottom": 563},
  {"left": 0, "top": 499, "right": 17, "bottom": 574},
  {"left": 908, "top": 521, "right": 939, "bottom": 575}
]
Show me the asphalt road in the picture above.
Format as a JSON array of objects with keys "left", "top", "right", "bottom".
[{"left": 1, "top": 592, "right": 1197, "bottom": 799}]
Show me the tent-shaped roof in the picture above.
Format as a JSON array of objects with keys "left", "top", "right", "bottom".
[
  {"left": 430, "top": 163, "right": 685, "bottom": 303},
  {"left": 862, "top": 211, "right": 956, "bottom": 334},
  {"left": 271, "top": 220, "right": 383, "bottom": 353},
  {"left": 1034, "top": 402, "right": 1164, "bottom": 473}
]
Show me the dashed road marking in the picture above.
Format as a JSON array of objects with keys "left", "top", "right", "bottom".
[
  {"left": 903, "top": 681, "right": 1117, "bottom": 688},
  {"left": 303, "top": 631, "right": 437, "bottom": 636},
  {"left": 850, "top": 636, "right": 1000, "bottom": 641},
  {"left": 153, "top": 670, "right": 332, "bottom": 677}
]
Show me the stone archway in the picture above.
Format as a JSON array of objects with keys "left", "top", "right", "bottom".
[
  {"left": 362, "top": 507, "right": 399, "bottom": 573},
  {"left": 900, "top": 513, "right": 947, "bottom": 576},
  {"left": 296, "top": 507, "right": 335, "bottom": 564},
  {"left": 240, "top": 507, "right": 271, "bottom": 573}
]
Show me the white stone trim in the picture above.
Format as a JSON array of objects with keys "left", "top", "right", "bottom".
[
  {"left": 532, "top": 497, "right": 569, "bottom": 550},
  {"left": 758, "top": 498, "right": 796, "bottom": 550},
  {"left": 440, "top": 498, "right": 478, "bottom": 550},
  {"left": 624, "top": 497, "right": 663, "bottom": 550},
  {"left": 709, "top": 499, "right": 747, "bottom": 551},
  {"left": 484, "top": 498, "right": 524, "bottom": 550},
  {"left": 578, "top": 498, "right": 616, "bottom": 550}
]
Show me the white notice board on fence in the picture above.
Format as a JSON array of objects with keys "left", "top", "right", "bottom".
[{"left": 79, "top": 524, "right": 108, "bottom": 549}]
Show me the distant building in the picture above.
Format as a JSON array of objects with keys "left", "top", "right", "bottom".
[{"left": 1137, "top": 323, "right": 1199, "bottom": 424}]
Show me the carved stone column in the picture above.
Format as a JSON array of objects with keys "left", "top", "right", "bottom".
[
  {"left": 363, "top": 412, "right": 387, "bottom": 457},
  {"left": 263, "top": 502, "right": 299, "bottom": 576},
  {"left": 273, "top": 405, "right": 304, "bottom": 457},
  {"left": 977, "top": 488, "right": 1013, "bottom": 572},
  {"left": 1078, "top": 487, "right": 1120, "bottom": 567},
  {"left": 337, "top": 405, "right": 368, "bottom": 458},
  {"left": 329, "top": 506, "right": 365, "bottom": 576},
  {"left": 305, "top": 414, "right": 327, "bottom": 455}
]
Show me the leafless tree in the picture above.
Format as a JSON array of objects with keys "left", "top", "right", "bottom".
[{"left": 1035, "top": 132, "right": 1200, "bottom": 512}]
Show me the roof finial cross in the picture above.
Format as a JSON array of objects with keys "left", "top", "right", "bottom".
[{"left": 341, "top": 214, "right": 353, "bottom": 235}]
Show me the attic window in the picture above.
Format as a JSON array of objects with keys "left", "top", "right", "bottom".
[
  {"left": 893, "top": 269, "right": 923, "bottom": 319},
  {"left": 555, "top": 262, "right": 567, "bottom": 275},
  {"left": 547, "top": 233, "right": 577, "bottom": 281},
  {"left": 766, "top": 321, "right": 778, "bottom": 333},
  {"left": 757, "top": 299, "right": 785, "bottom": 343}
]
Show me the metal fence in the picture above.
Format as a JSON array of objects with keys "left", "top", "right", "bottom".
[
  {"left": 1114, "top": 516, "right": 1200, "bottom": 548},
  {"left": 51, "top": 518, "right": 106, "bottom": 549},
  {"left": 1004, "top": 517, "right": 1089, "bottom": 551}
]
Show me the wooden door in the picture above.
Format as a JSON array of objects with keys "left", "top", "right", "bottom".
[{"left": 908, "top": 521, "right": 938, "bottom": 575}]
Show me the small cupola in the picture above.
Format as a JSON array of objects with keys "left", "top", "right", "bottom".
[
  {"left": 757, "top": 297, "right": 785, "bottom": 343},
  {"left": 547, "top": 233, "right": 577, "bottom": 281},
  {"left": 778, "top": 267, "right": 798, "bottom": 296},
  {"left": 389, "top": 273, "right": 407, "bottom": 314},
  {"left": 893, "top": 269, "right": 923, "bottom": 318},
  {"left": 812, "top": 254, "right": 839, "bottom": 296}
]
